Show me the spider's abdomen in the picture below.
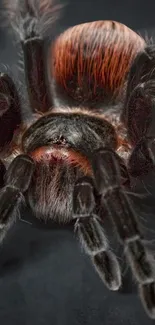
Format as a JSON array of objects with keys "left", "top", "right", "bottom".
[{"left": 51, "top": 21, "right": 146, "bottom": 108}]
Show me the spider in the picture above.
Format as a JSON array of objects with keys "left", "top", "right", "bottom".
[{"left": 1, "top": 0, "right": 155, "bottom": 319}]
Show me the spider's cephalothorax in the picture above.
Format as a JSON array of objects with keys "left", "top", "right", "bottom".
[{"left": 1, "top": 0, "right": 155, "bottom": 319}]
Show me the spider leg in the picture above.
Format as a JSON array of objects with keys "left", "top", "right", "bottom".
[
  {"left": 120, "top": 47, "right": 155, "bottom": 176},
  {"left": 73, "top": 176, "right": 122, "bottom": 291},
  {"left": 0, "top": 154, "right": 35, "bottom": 243},
  {"left": 123, "top": 80, "right": 155, "bottom": 145},
  {"left": 91, "top": 147, "right": 155, "bottom": 318},
  {"left": 4, "top": 0, "right": 61, "bottom": 113},
  {"left": 21, "top": 4, "right": 53, "bottom": 113},
  {"left": 22, "top": 37, "right": 52, "bottom": 114},
  {"left": 0, "top": 73, "right": 22, "bottom": 149},
  {"left": 122, "top": 79, "right": 155, "bottom": 176},
  {"left": 128, "top": 137, "right": 155, "bottom": 177},
  {"left": 122, "top": 45, "right": 155, "bottom": 127}
]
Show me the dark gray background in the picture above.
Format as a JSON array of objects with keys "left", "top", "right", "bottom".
[{"left": 0, "top": 1, "right": 155, "bottom": 325}]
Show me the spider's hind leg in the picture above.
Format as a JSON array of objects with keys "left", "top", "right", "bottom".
[
  {"left": 22, "top": 36, "right": 52, "bottom": 114},
  {"left": 4, "top": 0, "right": 60, "bottom": 114}
]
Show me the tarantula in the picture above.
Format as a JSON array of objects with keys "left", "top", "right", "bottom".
[{"left": 1, "top": 0, "right": 155, "bottom": 319}]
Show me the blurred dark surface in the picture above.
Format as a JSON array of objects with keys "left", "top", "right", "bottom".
[{"left": 0, "top": 1, "right": 155, "bottom": 325}]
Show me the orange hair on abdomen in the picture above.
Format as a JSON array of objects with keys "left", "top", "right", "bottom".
[{"left": 50, "top": 21, "right": 146, "bottom": 105}]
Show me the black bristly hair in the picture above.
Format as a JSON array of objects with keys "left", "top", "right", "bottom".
[{"left": 0, "top": 0, "right": 155, "bottom": 320}]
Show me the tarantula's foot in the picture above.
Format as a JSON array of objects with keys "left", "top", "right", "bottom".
[
  {"left": 0, "top": 185, "right": 23, "bottom": 243},
  {"left": 0, "top": 189, "right": 22, "bottom": 243},
  {"left": 92, "top": 250, "right": 122, "bottom": 291},
  {"left": 0, "top": 186, "right": 23, "bottom": 226},
  {"left": 128, "top": 137, "right": 155, "bottom": 177},
  {"left": 0, "top": 155, "right": 35, "bottom": 242},
  {"left": 139, "top": 282, "right": 155, "bottom": 319}
]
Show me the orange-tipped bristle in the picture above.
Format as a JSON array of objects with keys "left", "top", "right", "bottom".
[
  {"left": 51, "top": 21, "right": 146, "bottom": 104},
  {"left": 30, "top": 146, "right": 92, "bottom": 176}
]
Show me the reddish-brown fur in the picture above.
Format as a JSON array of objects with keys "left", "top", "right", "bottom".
[
  {"left": 30, "top": 146, "right": 92, "bottom": 175},
  {"left": 51, "top": 21, "right": 146, "bottom": 103},
  {"left": 4, "top": 21, "right": 145, "bottom": 174}
]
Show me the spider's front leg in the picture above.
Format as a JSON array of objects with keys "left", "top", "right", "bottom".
[
  {"left": 73, "top": 177, "right": 122, "bottom": 291},
  {"left": 90, "top": 148, "right": 155, "bottom": 319},
  {"left": 73, "top": 150, "right": 131, "bottom": 290},
  {"left": 0, "top": 155, "right": 35, "bottom": 243}
]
